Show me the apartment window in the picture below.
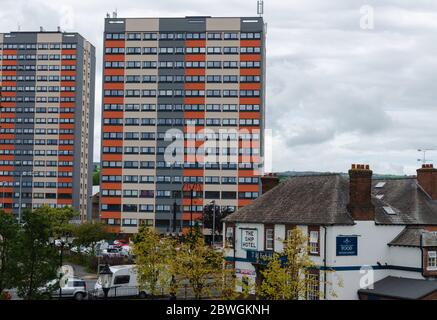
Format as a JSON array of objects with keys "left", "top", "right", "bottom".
[
  {"left": 224, "top": 32, "right": 239, "bottom": 40},
  {"left": 265, "top": 225, "right": 274, "bottom": 251},
  {"left": 208, "top": 32, "right": 222, "bottom": 40},
  {"left": 143, "top": 33, "right": 158, "bottom": 40},
  {"left": 428, "top": 251, "right": 437, "bottom": 270},
  {"left": 221, "top": 191, "right": 237, "bottom": 200},
  {"left": 309, "top": 226, "right": 320, "bottom": 255},
  {"left": 139, "top": 204, "right": 154, "bottom": 212},
  {"left": 127, "top": 33, "right": 141, "bottom": 40},
  {"left": 123, "top": 218, "right": 138, "bottom": 226},
  {"left": 140, "top": 219, "right": 154, "bottom": 226}
]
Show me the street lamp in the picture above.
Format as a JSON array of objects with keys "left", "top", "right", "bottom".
[
  {"left": 49, "top": 236, "right": 74, "bottom": 299},
  {"left": 208, "top": 200, "right": 218, "bottom": 247},
  {"left": 99, "top": 263, "right": 113, "bottom": 299}
]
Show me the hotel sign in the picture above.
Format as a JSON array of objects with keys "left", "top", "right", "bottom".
[
  {"left": 241, "top": 229, "right": 258, "bottom": 250},
  {"left": 336, "top": 236, "right": 358, "bottom": 256}
]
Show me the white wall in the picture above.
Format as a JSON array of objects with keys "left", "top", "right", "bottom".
[{"left": 227, "top": 221, "right": 424, "bottom": 300}]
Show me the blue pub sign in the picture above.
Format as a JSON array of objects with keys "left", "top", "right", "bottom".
[{"left": 336, "top": 236, "right": 358, "bottom": 256}]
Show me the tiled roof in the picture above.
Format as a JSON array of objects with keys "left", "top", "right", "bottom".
[
  {"left": 224, "top": 174, "right": 437, "bottom": 226},
  {"left": 373, "top": 178, "right": 437, "bottom": 225},
  {"left": 389, "top": 227, "right": 437, "bottom": 247},
  {"left": 358, "top": 276, "right": 437, "bottom": 299},
  {"left": 224, "top": 174, "right": 354, "bottom": 225}
]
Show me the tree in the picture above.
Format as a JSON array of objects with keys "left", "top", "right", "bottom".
[
  {"left": 176, "top": 228, "right": 224, "bottom": 299},
  {"left": 133, "top": 227, "right": 170, "bottom": 297},
  {"left": 15, "top": 208, "right": 59, "bottom": 299},
  {"left": 93, "top": 166, "right": 100, "bottom": 186},
  {"left": 70, "top": 221, "right": 107, "bottom": 257},
  {"left": 43, "top": 206, "right": 77, "bottom": 238},
  {"left": 203, "top": 205, "right": 234, "bottom": 234},
  {"left": 0, "top": 211, "right": 19, "bottom": 295},
  {"left": 259, "top": 228, "right": 320, "bottom": 300}
]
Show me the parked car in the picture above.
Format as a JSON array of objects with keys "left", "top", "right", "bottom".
[
  {"left": 41, "top": 278, "right": 87, "bottom": 300},
  {"left": 70, "top": 245, "right": 92, "bottom": 255}
]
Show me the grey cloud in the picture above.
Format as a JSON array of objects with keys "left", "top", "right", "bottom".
[{"left": 0, "top": 0, "right": 435, "bottom": 175}]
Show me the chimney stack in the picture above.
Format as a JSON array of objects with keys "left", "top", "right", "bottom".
[
  {"left": 347, "top": 164, "right": 375, "bottom": 221},
  {"left": 417, "top": 164, "right": 437, "bottom": 200},
  {"left": 261, "top": 173, "right": 280, "bottom": 194}
]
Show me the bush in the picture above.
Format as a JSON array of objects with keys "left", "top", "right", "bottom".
[{"left": 0, "top": 291, "right": 12, "bottom": 300}]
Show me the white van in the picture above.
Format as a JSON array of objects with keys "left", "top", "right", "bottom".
[{"left": 94, "top": 265, "right": 148, "bottom": 299}]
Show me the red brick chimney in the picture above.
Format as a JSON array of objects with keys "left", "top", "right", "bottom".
[
  {"left": 347, "top": 164, "right": 375, "bottom": 221},
  {"left": 261, "top": 173, "right": 280, "bottom": 194},
  {"left": 417, "top": 164, "right": 437, "bottom": 200}
]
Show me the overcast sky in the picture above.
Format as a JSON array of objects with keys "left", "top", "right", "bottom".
[{"left": 1, "top": 0, "right": 436, "bottom": 175}]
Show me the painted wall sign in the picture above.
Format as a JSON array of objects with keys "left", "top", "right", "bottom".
[
  {"left": 246, "top": 250, "right": 287, "bottom": 265},
  {"left": 336, "top": 236, "right": 358, "bottom": 256},
  {"left": 241, "top": 229, "right": 258, "bottom": 250},
  {"left": 246, "top": 250, "right": 273, "bottom": 262}
]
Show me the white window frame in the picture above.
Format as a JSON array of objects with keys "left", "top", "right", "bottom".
[
  {"left": 309, "top": 231, "right": 319, "bottom": 254},
  {"left": 427, "top": 251, "right": 437, "bottom": 271},
  {"left": 307, "top": 273, "right": 320, "bottom": 300},
  {"left": 265, "top": 228, "right": 274, "bottom": 251}
]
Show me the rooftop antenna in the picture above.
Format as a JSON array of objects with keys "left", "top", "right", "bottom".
[
  {"left": 112, "top": 9, "right": 118, "bottom": 18},
  {"left": 417, "top": 148, "right": 437, "bottom": 165},
  {"left": 17, "top": 23, "right": 21, "bottom": 31},
  {"left": 257, "top": 0, "right": 264, "bottom": 17},
  {"left": 106, "top": 13, "right": 110, "bottom": 18}
]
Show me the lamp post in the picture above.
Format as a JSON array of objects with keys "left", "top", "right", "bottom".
[
  {"left": 99, "top": 263, "right": 113, "bottom": 299},
  {"left": 172, "top": 201, "right": 177, "bottom": 234},
  {"left": 211, "top": 200, "right": 216, "bottom": 247},
  {"left": 49, "top": 236, "right": 74, "bottom": 299}
]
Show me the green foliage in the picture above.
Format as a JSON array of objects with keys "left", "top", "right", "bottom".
[
  {"left": 259, "top": 228, "right": 318, "bottom": 300},
  {"left": 0, "top": 211, "right": 20, "bottom": 294},
  {"left": 70, "top": 221, "right": 106, "bottom": 256},
  {"left": 0, "top": 206, "right": 95, "bottom": 300},
  {"left": 41, "top": 206, "right": 77, "bottom": 238},
  {"left": 133, "top": 227, "right": 171, "bottom": 297},
  {"left": 176, "top": 231, "right": 224, "bottom": 299},
  {"left": 15, "top": 208, "right": 59, "bottom": 299},
  {"left": 93, "top": 167, "right": 100, "bottom": 186},
  {"left": 134, "top": 226, "right": 232, "bottom": 299}
]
